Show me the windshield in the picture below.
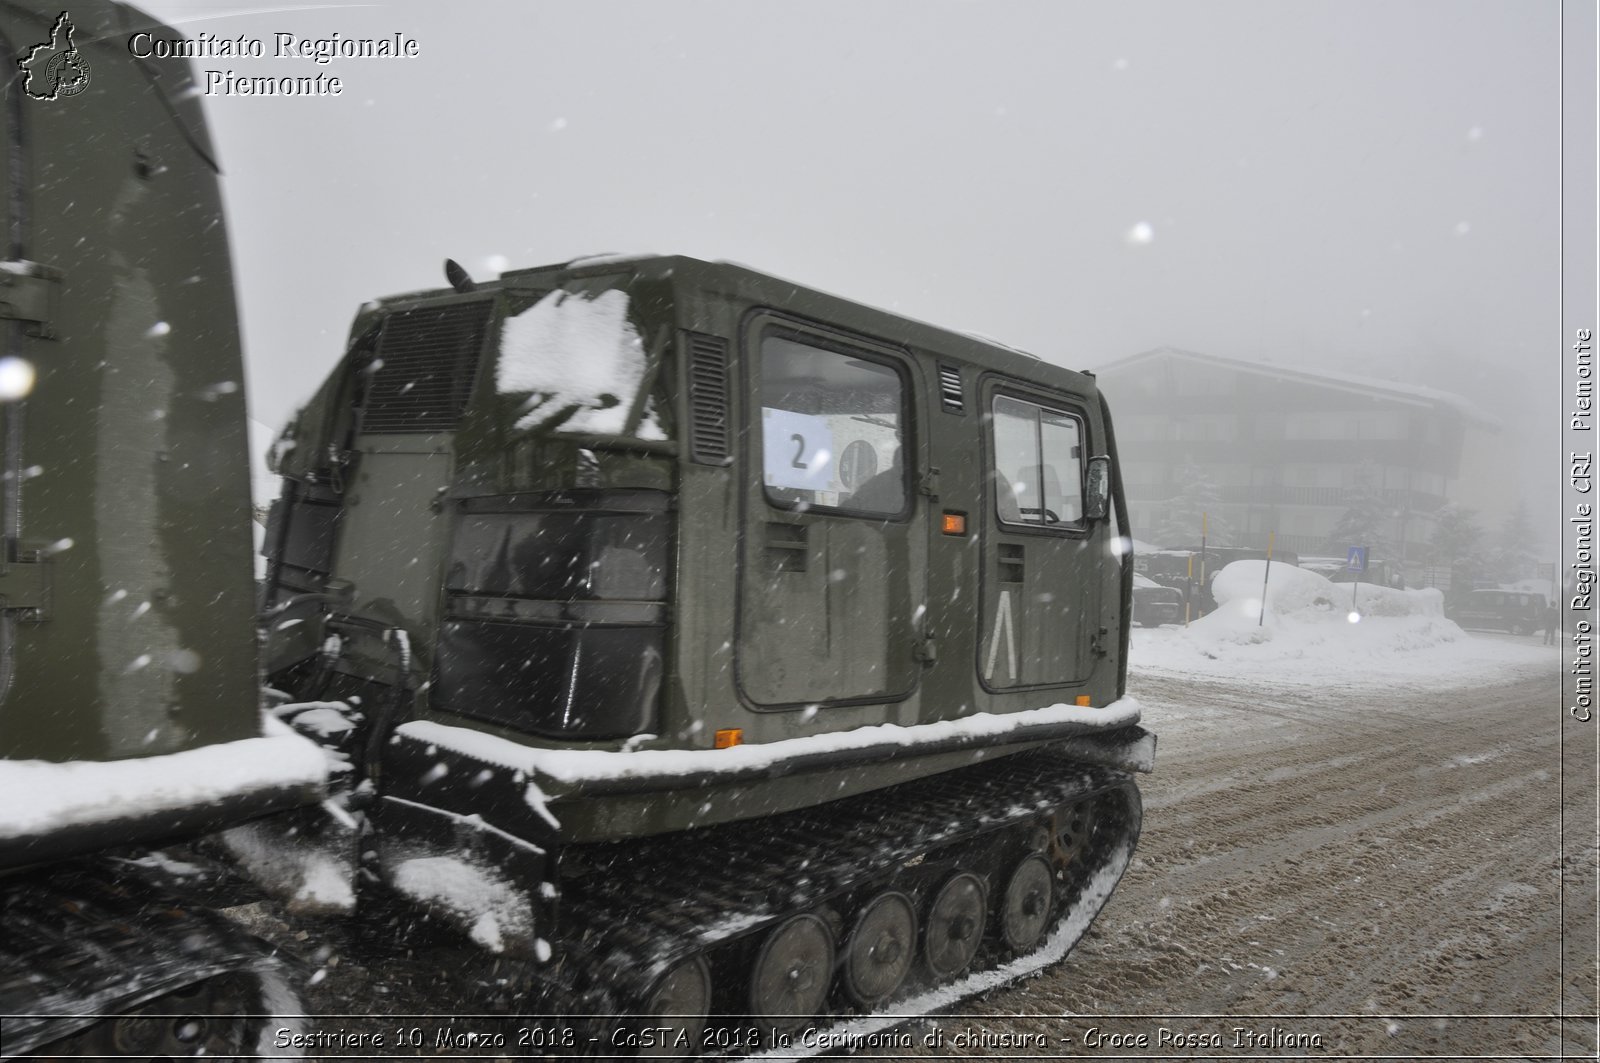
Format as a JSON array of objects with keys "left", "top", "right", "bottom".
[{"left": 496, "top": 288, "right": 668, "bottom": 439}]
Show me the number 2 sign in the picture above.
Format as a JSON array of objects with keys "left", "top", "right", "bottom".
[{"left": 762, "top": 408, "right": 834, "bottom": 491}]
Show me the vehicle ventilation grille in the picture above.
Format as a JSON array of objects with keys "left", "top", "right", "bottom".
[
  {"left": 363, "top": 301, "right": 493, "bottom": 433},
  {"left": 685, "top": 331, "right": 731, "bottom": 465},
  {"left": 938, "top": 364, "right": 964, "bottom": 414}
]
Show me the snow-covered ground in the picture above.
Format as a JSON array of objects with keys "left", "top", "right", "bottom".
[
  {"left": 1131, "top": 560, "right": 1556, "bottom": 688},
  {"left": 208, "top": 557, "right": 1580, "bottom": 1057},
  {"left": 932, "top": 660, "right": 1578, "bottom": 1059}
]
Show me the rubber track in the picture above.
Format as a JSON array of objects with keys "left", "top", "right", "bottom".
[
  {"left": 529, "top": 748, "right": 1142, "bottom": 1050},
  {"left": 0, "top": 859, "right": 289, "bottom": 1059}
]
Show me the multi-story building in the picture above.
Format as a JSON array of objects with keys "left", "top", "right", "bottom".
[{"left": 1094, "top": 347, "right": 1501, "bottom": 577}]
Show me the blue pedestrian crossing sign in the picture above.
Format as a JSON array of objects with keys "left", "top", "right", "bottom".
[{"left": 1346, "top": 546, "right": 1369, "bottom": 573}]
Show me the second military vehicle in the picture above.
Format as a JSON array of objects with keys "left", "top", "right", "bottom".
[
  {"left": 262, "top": 254, "right": 1155, "bottom": 1046},
  {"left": 0, "top": 5, "right": 326, "bottom": 1057}
]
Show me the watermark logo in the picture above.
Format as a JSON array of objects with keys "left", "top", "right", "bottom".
[{"left": 18, "top": 12, "right": 92, "bottom": 101}]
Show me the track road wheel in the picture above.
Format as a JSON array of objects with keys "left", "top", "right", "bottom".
[
  {"left": 842, "top": 891, "right": 916, "bottom": 1006},
  {"left": 638, "top": 954, "right": 712, "bottom": 1058},
  {"left": 1052, "top": 802, "right": 1094, "bottom": 865},
  {"left": 62, "top": 971, "right": 257, "bottom": 1059},
  {"left": 923, "top": 872, "right": 986, "bottom": 979},
  {"left": 749, "top": 913, "right": 835, "bottom": 1032},
  {"left": 1000, "top": 854, "right": 1054, "bottom": 951}
]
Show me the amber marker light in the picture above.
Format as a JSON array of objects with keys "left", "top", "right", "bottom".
[
  {"left": 941, "top": 512, "right": 967, "bottom": 536},
  {"left": 1075, "top": 695, "right": 1092, "bottom": 707},
  {"left": 714, "top": 728, "right": 744, "bottom": 749}
]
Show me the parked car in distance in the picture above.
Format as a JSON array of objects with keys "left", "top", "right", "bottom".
[
  {"left": 1133, "top": 573, "right": 1186, "bottom": 627},
  {"left": 1446, "top": 589, "right": 1549, "bottom": 635}
]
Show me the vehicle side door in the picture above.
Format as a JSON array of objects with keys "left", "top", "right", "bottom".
[
  {"left": 735, "top": 318, "right": 926, "bottom": 707},
  {"left": 979, "top": 383, "right": 1098, "bottom": 689}
]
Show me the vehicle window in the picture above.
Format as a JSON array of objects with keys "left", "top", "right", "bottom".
[
  {"left": 760, "top": 334, "right": 907, "bottom": 516},
  {"left": 993, "top": 394, "right": 1084, "bottom": 528},
  {"left": 497, "top": 288, "right": 671, "bottom": 439}
]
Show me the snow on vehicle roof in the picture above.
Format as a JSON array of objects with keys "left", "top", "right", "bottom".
[
  {"left": 563, "top": 251, "right": 662, "bottom": 271},
  {"left": 957, "top": 329, "right": 1041, "bottom": 360}
]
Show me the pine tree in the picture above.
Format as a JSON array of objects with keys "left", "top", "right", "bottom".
[
  {"left": 1427, "top": 503, "right": 1485, "bottom": 588},
  {"left": 1153, "top": 464, "right": 1234, "bottom": 547},
  {"left": 1488, "top": 502, "right": 1538, "bottom": 583},
  {"left": 1428, "top": 503, "right": 1482, "bottom": 566},
  {"left": 1324, "top": 464, "right": 1389, "bottom": 557}
]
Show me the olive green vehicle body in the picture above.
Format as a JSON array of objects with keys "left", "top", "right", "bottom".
[
  {"left": 0, "top": 6, "right": 322, "bottom": 1054},
  {"left": 265, "top": 254, "right": 1141, "bottom": 848},
  {"left": 0, "top": 3, "right": 314, "bottom": 868}
]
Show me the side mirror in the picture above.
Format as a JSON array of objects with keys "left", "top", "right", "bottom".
[{"left": 1085, "top": 455, "right": 1112, "bottom": 521}]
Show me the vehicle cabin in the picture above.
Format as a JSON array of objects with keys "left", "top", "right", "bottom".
[{"left": 264, "top": 255, "right": 1134, "bottom": 838}]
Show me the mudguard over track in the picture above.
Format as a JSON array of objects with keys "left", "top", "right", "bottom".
[{"left": 521, "top": 747, "right": 1142, "bottom": 1056}]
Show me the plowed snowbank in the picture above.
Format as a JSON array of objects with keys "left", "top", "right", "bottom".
[{"left": 1132, "top": 561, "right": 1552, "bottom": 686}]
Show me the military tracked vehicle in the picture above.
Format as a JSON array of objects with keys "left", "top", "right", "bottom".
[
  {"left": 262, "top": 253, "right": 1155, "bottom": 1045},
  {"left": 0, "top": 5, "right": 325, "bottom": 1057}
]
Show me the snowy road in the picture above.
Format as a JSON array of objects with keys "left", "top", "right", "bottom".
[
  {"left": 232, "top": 629, "right": 1595, "bottom": 1060},
  {"left": 919, "top": 635, "right": 1596, "bottom": 1059}
]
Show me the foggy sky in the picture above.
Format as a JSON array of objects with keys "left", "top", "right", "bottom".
[{"left": 140, "top": 0, "right": 1569, "bottom": 526}]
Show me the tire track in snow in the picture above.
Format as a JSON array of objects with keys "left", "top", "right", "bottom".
[{"left": 922, "top": 655, "right": 1585, "bottom": 1059}]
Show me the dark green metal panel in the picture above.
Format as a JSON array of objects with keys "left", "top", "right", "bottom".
[
  {"left": 0, "top": 4, "right": 258, "bottom": 762},
  {"left": 734, "top": 313, "right": 926, "bottom": 708},
  {"left": 979, "top": 380, "right": 1102, "bottom": 690}
]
